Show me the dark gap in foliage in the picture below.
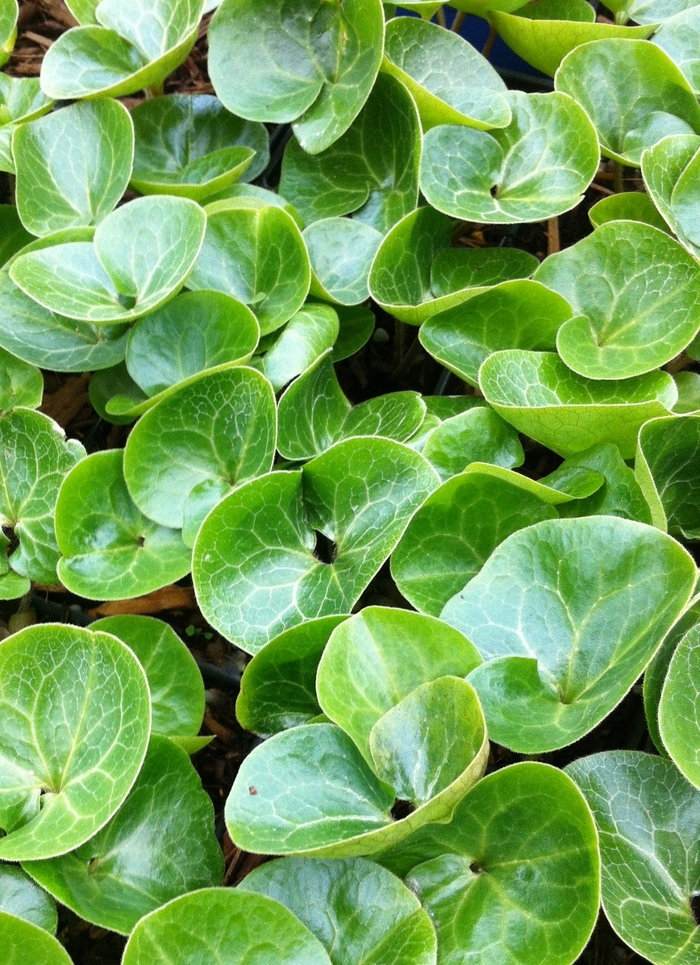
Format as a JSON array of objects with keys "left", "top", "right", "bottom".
[
  {"left": 313, "top": 530, "right": 337, "bottom": 565},
  {"left": 391, "top": 798, "right": 414, "bottom": 820},
  {"left": 469, "top": 860, "right": 485, "bottom": 875},
  {"left": 691, "top": 894, "right": 700, "bottom": 926}
]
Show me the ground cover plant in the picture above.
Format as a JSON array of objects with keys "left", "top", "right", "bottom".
[{"left": 2, "top": 0, "right": 700, "bottom": 962}]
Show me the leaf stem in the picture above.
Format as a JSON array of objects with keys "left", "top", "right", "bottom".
[
  {"left": 436, "top": 6, "right": 447, "bottom": 27},
  {"left": 547, "top": 217, "right": 560, "bottom": 256},
  {"left": 451, "top": 10, "right": 466, "bottom": 32},
  {"left": 145, "top": 82, "right": 164, "bottom": 99},
  {"left": 613, "top": 161, "right": 624, "bottom": 193},
  {"left": 482, "top": 23, "right": 498, "bottom": 59}
]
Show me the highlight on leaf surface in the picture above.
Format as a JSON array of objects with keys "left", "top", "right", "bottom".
[
  {"left": 0, "top": 863, "right": 57, "bottom": 933},
  {"left": 0, "top": 75, "right": 53, "bottom": 173},
  {"left": 641, "top": 133, "right": 700, "bottom": 258},
  {"left": 635, "top": 414, "right": 700, "bottom": 537}
]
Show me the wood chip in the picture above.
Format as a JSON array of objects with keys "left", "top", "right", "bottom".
[
  {"left": 86, "top": 585, "right": 195, "bottom": 617},
  {"left": 40, "top": 374, "right": 91, "bottom": 429}
]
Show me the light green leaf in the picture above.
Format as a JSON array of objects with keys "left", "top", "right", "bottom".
[
  {"left": 604, "top": 0, "right": 699, "bottom": 25},
  {"left": 0, "top": 0, "right": 17, "bottom": 64},
  {"left": 13, "top": 99, "right": 134, "bottom": 237},
  {"left": 479, "top": 350, "right": 677, "bottom": 458},
  {"left": 0, "top": 864, "right": 57, "bottom": 933},
  {"left": 382, "top": 16, "right": 510, "bottom": 130},
  {"left": 0, "top": 206, "right": 33, "bottom": 267},
  {"left": 56, "top": 449, "right": 191, "bottom": 601},
  {"left": 654, "top": 7, "right": 700, "bottom": 95},
  {"left": 10, "top": 195, "right": 206, "bottom": 323},
  {"left": 567, "top": 751, "right": 700, "bottom": 965},
  {"left": 192, "top": 438, "right": 438, "bottom": 653},
  {"left": 89, "top": 360, "right": 144, "bottom": 425},
  {"left": 420, "top": 91, "right": 599, "bottom": 224},
  {"left": 422, "top": 406, "right": 523, "bottom": 480},
  {"left": 131, "top": 94, "right": 269, "bottom": 200},
  {"left": 40, "top": 0, "right": 204, "bottom": 100},
  {"left": 555, "top": 38, "right": 700, "bottom": 165},
  {"left": 305, "top": 218, "right": 383, "bottom": 306},
  {"left": 240, "top": 856, "right": 437, "bottom": 965},
  {"left": 279, "top": 73, "right": 420, "bottom": 232},
  {"left": 0, "top": 912, "right": 72, "bottom": 964},
  {"left": 255, "top": 303, "right": 339, "bottom": 391},
  {"left": 0, "top": 76, "right": 53, "bottom": 173},
  {"left": 588, "top": 190, "right": 672, "bottom": 232},
  {"left": 23, "top": 736, "right": 222, "bottom": 935},
  {"left": 0, "top": 347, "right": 42, "bottom": 411},
  {"left": 658, "top": 624, "right": 700, "bottom": 787},
  {"left": 641, "top": 134, "right": 700, "bottom": 257},
  {"left": 441, "top": 516, "right": 696, "bottom": 752},
  {"left": 674, "top": 371, "right": 700, "bottom": 413},
  {"left": 555, "top": 442, "right": 652, "bottom": 523},
  {"left": 635, "top": 414, "right": 700, "bottom": 537},
  {"left": 0, "top": 623, "right": 150, "bottom": 861},
  {"left": 209, "top": 0, "right": 385, "bottom": 155},
  {"left": 204, "top": 182, "right": 305, "bottom": 228}
]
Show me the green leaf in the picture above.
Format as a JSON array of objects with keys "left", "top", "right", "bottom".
[
  {"left": 378, "top": 762, "right": 600, "bottom": 965},
  {"left": 236, "top": 616, "right": 348, "bottom": 737},
  {"left": 23, "top": 736, "right": 222, "bottom": 935},
  {"left": 279, "top": 73, "right": 420, "bottom": 232},
  {"left": 658, "top": 624, "right": 700, "bottom": 787},
  {"left": 555, "top": 38, "right": 700, "bottom": 165},
  {"left": 0, "top": 0, "right": 17, "bottom": 64},
  {"left": 40, "top": 0, "right": 204, "bottom": 100},
  {"left": 0, "top": 623, "right": 150, "bottom": 861},
  {"left": 391, "top": 468, "right": 557, "bottom": 616},
  {"left": 0, "top": 347, "right": 42, "bottom": 411},
  {"left": 0, "top": 206, "right": 33, "bottom": 267},
  {"left": 130, "top": 94, "right": 269, "bottom": 200},
  {"left": 332, "top": 304, "right": 375, "bottom": 361},
  {"left": 255, "top": 303, "right": 339, "bottom": 391},
  {"left": 188, "top": 199, "right": 310, "bottom": 335},
  {"left": 555, "top": 442, "right": 652, "bottom": 523},
  {"left": 635, "top": 414, "right": 700, "bottom": 537},
  {"left": 240, "top": 856, "right": 437, "bottom": 965},
  {"left": 0, "top": 409, "right": 84, "bottom": 585},
  {"left": 204, "top": 182, "right": 305, "bottom": 228},
  {"left": 56, "top": 449, "right": 191, "bottom": 601},
  {"left": 0, "top": 912, "right": 72, "bottom": 965},
  {"left": 674, "top": 371, "right": 700, "bottom": 413},
  {"left": 10, "top": 196, "right": 206, "bottom": 323},
  {"left": 604, "top": 0, "right": 699, "bottom": 26},
  {"left": 420, "top": 280, "right": 573, "bottom": 387},
  {"left": 382, "top": 16, "right": 510, "bottom": 130},
  {"left": 0, "top": 864, "right": 57, "bottom": 933},
  {"left": 450, "top": 459, "right": 605, "bottom": 506},
  {"left": 13, "top": 98, "right": 134, "bottom": 237},
  {"left": 123, "top": 366, "right": 276, "bottom": 541},
  {"left": 588, "top": 190, "right": 672, "bottom": 232},
  {"left": 91, "top": 616, "right": 204, "bottom": 741},
  {"left": 479, "top": 350, "right": 677, "bottom": 458},
  {"left": 209, "top": 0, "right": 385, "bottom": 155},
  {"left": 567, "top": 751, "right": 700, "bottom": 965},
  {"left": 305, "top": 218, "right": 383, "bottom": 306},
  {"left": 441, "top": 516, "right": 696, "bottom": 752},
  {"left": 192, "top": 438, "right": 438, "bottom": 653},
  {"left": 0, "top": 76, "right": 53, "bottom": 174},
  {"left": 420, "top": 91, "right": 599, "bottom": 224},
  {"left": 641, "top": 134, "right": 700, "bottom": 258},
  {"left": 654, "top": 7, "right": 700, "bottom": 95},
  {"left": 89, "top": 360, "right": 144, "bottom": 426},
  {"left": 422, "top": 406, "right": 523, "bottom": 481}
]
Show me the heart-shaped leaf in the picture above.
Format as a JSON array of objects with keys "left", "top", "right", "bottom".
[
  {"left": 10, "top": 195, "right": 206, "bottom": 323},
  {"left": 654, "top": 6, "right": 700, "bottom": 94},
  {"left": 0, "top": 0, "right": 17, "bottom": 65},
  {"left": 13, "top": 98, "right": 134, "bottom": 237},
  {"left": 0, "top": 864, "right": 56, "bottom": 933},
  {"left": 421, "top": 406, "right": 524, "bottom": 480},
  {"left": 56, "top": 449, "right": 191, "bottom": 600},
  {"left": 635, "top": 414, "right": 700, "bottom": 537},
  {"left": 534, "top": 220, "right": 700, "bottom": 379},
  {"left": 254, "top": 303, "right": 339, "bottom": 391},
  {"left": 40, "top": 0, "right": 204, "bottom": 100},
  {"left": 236, "top": 616, "right": 348, "bottom": 737},
  {"left": 377, "top": 762, "right": 600, "bottom": 965},
  {"left": 124, "top": 366, "right": 276, "bottom": 542},
  {"left": 279, "top": 72, "right": 420, "bottom": 232},
  {"left": 240, "top": 856, "right": 437, "bottom": 965},
  {"left": 588, "top": 189, "right": 672, "bottom": 232},
  {"left": 420, "top": 280, "right": 573, "bottom": 387},
  {"left": 479, "top": 350, "right": 677, "bottom": 457},
  {"left": 23, "top": 736, "right": 222, "bottom": 934},
  {"left": 193, "top": 438, "right": 438, "bottom": 653},
  {"left": 441, "top": 516, "right": 696, "bottom": 752},
  {"left": 0, "top": 912, "right": 72, "bottom": 965},
  {"left": 0, "top": 76, "right": 53, "bottom": 173},
  {"left": 382, "top": 16, "right": 510, "bottom": 130},
  {"left": 658, "top": 624, "right": 700, "bottom": 787},
  {"left": 555, "top": 39, "right": 700, "bottom": 165},
  {"left": 567, "top": 751, "right": 700, "bottom": 965},
  {"left": 122, "top": 888, "right": 334, "bottom": 965},
  {"left": 208, "top": 0, "right": 385, "bottom": 155},
  {"left": 641, "top": 133, "right": 700, "bottom": 257},
  {"left": 130, "top": 94, "right": 269, "bottom": 200},
  {"left": 555, "top": 442, "right": 652, "bottom": 523},
  {"left": 0, "top": 347, "right": 42, "bottom": 411},
  {"left": 304, "top": 218, "right": 383, "bottom": 306},
  {"left": 188, "top": 199, "right": 310, "bottom": 335},
  {"left": 0, "top": 206, "right": 32, "bottom": 267},
  {"left": 0, "top": 623, "right": 150, "bottom": 861},
  {"left": 391, "top": 468, "right": 558, "bottom": 615},
  {"left": 420, "top": 91, "right": 599, "bottom": 224}
]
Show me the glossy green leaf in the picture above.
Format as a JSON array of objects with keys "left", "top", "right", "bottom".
[
  {"left": 0, "top": 0, "right": 17, "bottom": 64},
  {"left": 641, "top": 134, "right": 700, "bottom": 258},
  {"left": 654, "top": 7, "right": 700, "bottom": 95},
  {"left": 480, "top": 350, "right": 677, "bottom": 458},
  {"left": 604, "top": 0, "right": 699, "bottom": 25},
  {"left": 10, "top": 196, "right": 206, "bottom": 323},
  {"left": 674, "top": 371, "right": 700, "bottom": 413},
  {"left": 0, "top": 206, "right": 33, "bottom": 267},
  {"left": 555, "top": 442, "right": 652, "bottom": 523},
  {"left": 89, "top": 360, "right": 144, "bottom": 426},
  {"left": 236, "top": 616, "right": 348, "bottom": 737},
  {"left": 635, "top": 414, "right": 700, "bottom": 537},
  {"left": 441, "top": 516, "right": 695, "bottom": 752},
  {"left": 255, "top": 303, "right": 339, "bottom": 391},
  {"left": 391, "top": 468, "right": 557, "bottom": 615},
  {"left": 305, "top": 218, "right": 383, "bottom": 306},
  {"left": 382, "top": 16, "right": 510, "bottom": 130},
  {"left": 0, "top": 911, "right": 72, "bottom": 965},
  {"left": 124, "top": 366, "right": 276, "bottom": 541},
  {"left": 188, "top": 199, "right": 310, "bottom": 335},
  {"left": 452, "top": 459, "right": 605, "bottom": 506},
  {"left": 0, "top": 863, "right": 57, "bottom": 933},
  {"left": 332, "top": 304, "right": 375, "bottom": 361},
  {"left": 420, "top": 91, "right": 599, "bottom": 224},
  {"left": 555, "top": 39, "right": 700, "bottom": 165},
  {"left": 13, "top": 98, "right": 134, "bottom": 237},
  {"left": 420, "top": 280, "right": 573, "bottom": 388},
  {"left": 422, "top": 407, "right": 524, "bottom": 480},
  {"left": 193, "top": 438, "right": 438, "bottom": 653},
  {"left": 240, "top": 856, "right": 437, "bottom": 965},
  {"left": 40, "top": 0, "right": 203, "bottom": 100},
  {"left": 205, "top": 181, "right": 305, "bottom": 228},
  {"left": 56, "top": 449, "right": 191, "bottom": 601},
  {"left": 567, "top": 751, "right": 700, "bottom": 965},
  {"left": 209, "top": 0, "right": 385, "bottom": 155},
  {"left": 0, "top": 76, "right": 53, "bottom": 174},
  {"left": 0, "top": 623, "right": 150, "bottom": 861},
  {"left": 91, "top": 616, "right": 204, "bottom": 741},
  {"left": 378, "top": 763, "right": 600, "bottom": 965},
  {"left": 0, "top": 347, "right": 42, "bottom": 411},
  {"left": 588, "top": 190, "right": 672, "bottom": 232},
  {"left": 131, "top": 94, "right": 269, "bottom": 200},
  {"left": 279, "top": 73, "right": 420, "bottom": 232},
  {"left": 658, "top": 624, "right": 700, "bottom": 787},
  {"left": 23, "top": 736, "right": 222, "bottom": 935}
]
